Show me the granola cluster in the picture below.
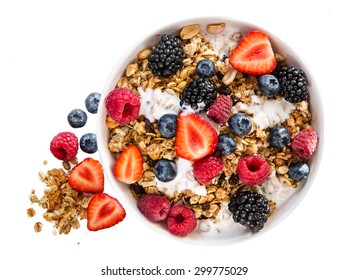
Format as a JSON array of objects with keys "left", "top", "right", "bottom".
[
  {"left": 28, "top": 167, "right": 90, "bottom": 234},
  {"left": 106, "top": 26, "right": 314, "bottom": 223}
]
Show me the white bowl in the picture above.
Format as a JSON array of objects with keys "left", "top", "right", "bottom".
[{"left": 97, "top": 17, "right": 324, "bottom": 245}]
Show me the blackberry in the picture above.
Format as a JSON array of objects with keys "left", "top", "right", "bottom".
[
  {"left": 228, "top": 191, "right": 270, "bottom": 232},
  {"left": 179, "top": 77, "right": 217, "bottom": 111},
  {"left": 147, "top": 35, "right": 184, "bottom": 77},
  {"left": 276, "top": 66, "right": 309, "bottom": 103}
]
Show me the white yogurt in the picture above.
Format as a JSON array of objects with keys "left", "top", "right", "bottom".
[
  {"left": 202, "top": 24, "right": 242, "bottom": 58},
  {"left": 258, "top": 171, "right": 297, "bottom": 208},
  {"left": 198, "top": 202, "right": 239, "bottom": 234},
  {"left": 154, "top": 158, "right": 207, "bottom": 197},
  {"left": 138, "top": 87, "right": 181, "bottom": 122},
  {"left": 234, "top": 94, "right": 295, "bottom": 130}
]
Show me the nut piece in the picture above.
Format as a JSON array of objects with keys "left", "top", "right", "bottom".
[
  {"left": 137, "top": 49, "right": 151, "bottom": 60},
  {"left": 206, "top": 23, "right": 225, "bottom": 34},
  {"left": 106, "top": 116, "right": 119, "bottom": 129},
  {"left": 180, "top": 24, "right": 200, "bottom": 40},
  {"left": 277, "top": 166, "right": 289, "bottom": 175}
]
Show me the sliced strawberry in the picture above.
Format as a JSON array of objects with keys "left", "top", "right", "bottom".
[
  {"left": 68, "top": 158, "right": 104, "bottom": 193},
  {"left": 175, "top": 112, "right": 218, "bottom": 161},
  {"left": 229, "top": 30, "right": 276, "bottom": 75},
  {"left": 87, "top": 193, "right": 126, "bottom": 231},
  {"left": 114, "top": 145, "right": 143, "bottom": 184}
]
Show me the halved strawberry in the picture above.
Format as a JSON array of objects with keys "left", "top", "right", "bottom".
[
  {"left": 68, "top": 158, "right": 104, "bottom": 193},
  {"left": 114, "top": 145, "right": 143, "bottom": 184},
  {"left": 87, "top": 193, "right": 126, "bottom": 231},
  {"left": 175, "top": 112, "right": 218, "bottom": 161},
  {"left": 229, "top": 30, "right": 276, "bottom": 75}
]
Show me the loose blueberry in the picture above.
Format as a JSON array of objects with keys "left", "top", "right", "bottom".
[
  {"left": 268, "top": 126, "right": 290, "bottom": 148},
  {"left": 196, "top": 59, "right": 216, "bottom": 78},
  {"left": 288, "top": 162, "right": 310, "bottom": 181},
  {"left": 154, "top": 159, "right": 177, "bottom": 182},
  {"left": 85, "top": 92, "right": 101, "bottom": 114},
  {"left": 258, "top": 74, "right": 280, "bottom": 97},
  {"left": 228, "top": 113, "right": 252, "bottom": 136},
  {"left": 217, "top": 135, "right": 237, "bottom": 156},
  {"left": 80, "top": 133, "right": 98, "bottom": 154},
  {"left": 158, "top": 114, "right": 177, "bottom": 138},
  {"left": 67, "top": 108, "right": 87, "bottom": 128}
]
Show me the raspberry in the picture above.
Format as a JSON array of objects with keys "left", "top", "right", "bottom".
[
  {"left": 237, "top": 155, "right": 270, "bottom": 185},
  {"left": 207, "top": 95, "right": 233, "bottom": 124},
  {"left": 167, "top": 204, "right": 197, "bottom": 237},
  {"left": 291, "top": 129, "right": 318, "bottom": 158},
  {"left": 137, "top": 195, "right": 171, "bottom": 222},
  {"left": 193, "top": 155, "right": 224, "bottom": 184},
  {"left": 50, "top": 132, "right": 78, "bottom": 161},
  {"left": 105, "top": 88, "right": 140, "bottom": 125}
]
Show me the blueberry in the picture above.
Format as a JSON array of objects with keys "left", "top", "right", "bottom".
[
  {"left": 217, "top": 135, "right": 237, "bottom": 156},
  {"left": 158, "top": 114, "right": 177, "bottom": 138},
  {"left": 228, "top": 113, "right": 252, "bottom": 136},
  {"left": 80, "top": 133, "right": 98, "bottom": 154},
  {"left": 85, "top": 92, "right": 101, "bottom": 114},
  {"left": 268, "top": 126, "right": 290, "bottom": 148},
  {"left": 288, "top": 162, "right": 310, "bottom": 181},
  {"left": 154, "top": 159, "right": 177, "bottom": 182},
  {"left": 196, "top": 59, "right": 216, "bottom": 78},
  {"left": 67, "top": 108, "right": 87, "bottom": 128},
  {"left": 258, "top": 74, "right": 280, "bottom": 97}
]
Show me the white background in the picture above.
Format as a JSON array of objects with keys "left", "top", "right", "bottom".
[{"left": 1, "top": 0, "right": 347, "bottom": 279}]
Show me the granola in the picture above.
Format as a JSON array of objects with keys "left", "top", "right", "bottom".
[
  {"left": 29, "top": 167, "right": 91, "bottom": 234},
  {"left": 104, "top": 23, "right": 317, "bottom": 235}
]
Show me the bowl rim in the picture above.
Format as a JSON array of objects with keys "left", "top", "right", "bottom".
[{"left": 97, "top": 16, "right": 324, "bottom": 246}]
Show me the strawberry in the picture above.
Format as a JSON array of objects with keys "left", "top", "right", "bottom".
[
  {"left": 175, "top": 112, "right": 218, "bottom": 161},
  {"left": 229, "top": 30, "right": 276, "bottom": 75},
  {"left": 114, "top": 145, "right": 143, "bottom": 184},
  {"left": 68, "top": 158, "right": 104, "bottom": 193},
  {"left": 87, "top": 193, "right": 126, "bottom": 231}
]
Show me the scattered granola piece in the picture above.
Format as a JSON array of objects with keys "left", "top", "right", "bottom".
[
  {"left": 31, "top": 168, "right": 91, "bottom": 234},
  {"left": 27, "top": 208, "right": 36, "bottom": 218},
  {"left": 34, "top": 222, "right": 43, "bottom": 233}
]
